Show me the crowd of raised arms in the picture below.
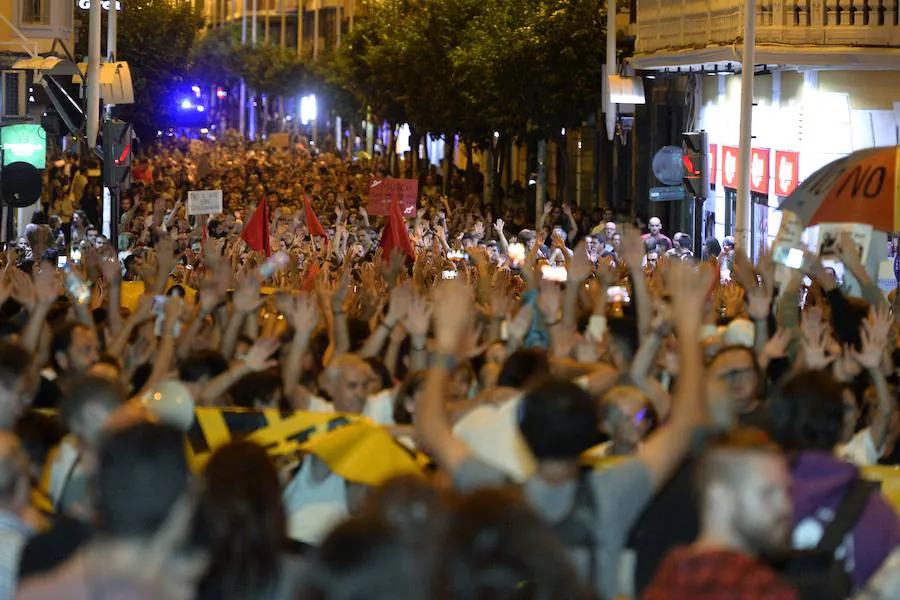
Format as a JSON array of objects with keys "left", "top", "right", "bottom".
[{"left": 0, "top": 135, "right": 897, "bottom": 600}]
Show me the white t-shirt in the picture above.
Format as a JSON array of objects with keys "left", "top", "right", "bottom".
[
  {"left": 306, "top": 389, "right": 397, "bottom": 425},
  {"left": 835, "top": 427, "right": 882, "bottom": 466},
  {"left": 452, "top": 394, "right": 536, "bottom": 482}
]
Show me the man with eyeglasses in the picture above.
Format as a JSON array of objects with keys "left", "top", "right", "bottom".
[{"left": 707, "top": 345, "right": 768, "bottom": 430}]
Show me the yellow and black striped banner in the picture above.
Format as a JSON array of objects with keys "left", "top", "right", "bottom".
[{"left": 31, "top": 407, "right": 427, "bottom": 515}]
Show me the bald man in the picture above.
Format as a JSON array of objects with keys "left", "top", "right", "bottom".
[
  {"left": 641, "top": 218, "right": 672, "bottom": 253},
  {"left": 644, "top": 429, "right": 796, "bottom": 600},
  {"left": 0, "top": 432, "right": 36, "bottom": 599}
]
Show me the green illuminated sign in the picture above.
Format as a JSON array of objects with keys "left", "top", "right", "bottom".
[{"left": 1, "top": 124, "right": 46, "bottom": 169}]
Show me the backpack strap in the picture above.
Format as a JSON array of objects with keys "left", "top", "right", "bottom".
[{"left": 815, "top": 478, "right": 874, "bottom": 554}]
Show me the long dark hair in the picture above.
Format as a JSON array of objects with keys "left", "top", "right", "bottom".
[{"left": 194, "top": 441, "right": 286, "bottom": 600}]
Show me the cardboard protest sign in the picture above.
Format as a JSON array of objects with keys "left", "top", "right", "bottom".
[
  {"left": 268, "top": 132, "right": 289, "bottom": 149},
  {"left": 816, "top": 222, "right": 873, "bottom": 264},
  {"left": 368, "top": 178, "right": 418, "bottom": 217},
  {"left": 187, "top": 190, "right": 223, "bottom": 216}
]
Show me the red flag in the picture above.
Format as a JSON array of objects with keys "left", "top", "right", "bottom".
[
  {"left": 303, "top": 193, "right": 327, "bottom": 239},
  {"left": 241, "top": 198, "right": 271, "bottom": 257},
  {"left": 379, "top": 195, "right": 414, "bottom": 262}
]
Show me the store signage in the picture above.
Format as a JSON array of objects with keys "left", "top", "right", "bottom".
[
  {"left": 709, "top": 143, "right": 718, "bottom": 187},
  {"left": 750, "top": 148, "right": 770, "bottom": 195},
  {"left": 78, "top": 0, "right": 122, "bottom": 10},
  {"left": 722, "top": 146, "right": 739, "bottom": 189},
  {"left": 774, "top": 150, "right": 800, "bottom": 197}
]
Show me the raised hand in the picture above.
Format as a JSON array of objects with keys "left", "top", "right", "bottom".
[
  {"left": 801, "top": 309, "right": 836, "bottom": 370},
  {"left": 506, "top": 304, "right": 535, "bottom": 343},
  {"left": 233, "top": 277, "right": 262, "bottom": 315},
  {"left": 431, "top": 279, "right": 474, "bottom": 354},
  {"left": 761, "top": 328, "right": 792, "bottom": 363},
  {"left": 243, "top": 337, "right": 280, "bottom": 372},
  {"left": 386, "top": 281, "right": 413, "bottom": 324},
  {"left": 665, "top": 261, "right": 715, "bottom": 332},
  {"left": 537, "top": 280, "right": 562, "bottom": 323},
  {"left": 493, "top": 218, "right": 505, "bottom": 235},
  {"left": 567, "top": 240, "right": 593, "bottom": 283},
  {"left": 403, "top": 290, "right": 432, "bottom": 338},
  {"left": 620, "top": 224, "right": 645, "bottom": 268}
]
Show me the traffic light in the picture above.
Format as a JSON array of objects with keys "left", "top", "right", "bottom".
[
  {"left": 682, "top": 130, "right": 709, "bottom": 200},
  {"left": 102, "top": 120, "right": 133, "bottom": 189}
]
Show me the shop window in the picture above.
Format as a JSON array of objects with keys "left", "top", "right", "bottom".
[{"left": 21, "top": 0, "right": 50, "bottom": 25}]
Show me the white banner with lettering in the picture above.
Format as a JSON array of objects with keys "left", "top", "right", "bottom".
[{"left": 187, "top": 190, "right": 223, "bottom": 216}]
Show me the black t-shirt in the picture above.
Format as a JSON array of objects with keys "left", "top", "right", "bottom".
[
  {"left": 627, "top": 456, "right": 699, "bottom": 596},
  {"left": 18, "top": 515, "right": 93, "bottom": 580},
  {"left": 31, "top": 376, "right": 62, "bottom": 410}
]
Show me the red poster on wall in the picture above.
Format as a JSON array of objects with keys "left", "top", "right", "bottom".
[
  {"left": 368, "top": 178, "right": 419, "bottom": 217},
  {"left": 750, "top": 148, "right": 770, "bottom": 195},
  {"left": 722, "top": 146, "right": 739, "bottom": 189},
  {"left": 774, "top": 151, "right": 800, "bottom": 197},
  {"left": 709, "top": 143, "right": 718, "bottom": 187}
]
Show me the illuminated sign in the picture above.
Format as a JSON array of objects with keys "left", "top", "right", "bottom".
[
  {"left": 774, "top": 151, "right": 800, "bottom": 197},
  {"left": 1, "top": 124, "right": 46, "bottom": 169},
  {"left": 78, "top": 0, "right": 122, "bottom": 10},
  {"left": 722, "top": 146, "right": 739, "bottom": 189},
  {"left": 709, "top": 143, "right": 718, "bottom": 187},
  {"left": 750, "top": 147, "right": 770, "bottom": 195}
]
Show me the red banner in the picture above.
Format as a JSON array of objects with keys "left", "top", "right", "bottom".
[
  {"left": 709, "top": 143, "right": 718, "bottom": 187},
  {"left": 774, "top": 150, "right": 800, "bottom": 197},
  {"left": 722, "top": 146, "right": 739, "bottom": 189},
  {"left": 368, "top": 179, "right": 418, "bottom": 217},
  {"left": 750, "top": 147, "right": 770, "bottom": 195}
]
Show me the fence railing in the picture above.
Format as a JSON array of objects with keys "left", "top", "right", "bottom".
[{"left": 635, "top": 0, "right": 900, "bottom": 55}]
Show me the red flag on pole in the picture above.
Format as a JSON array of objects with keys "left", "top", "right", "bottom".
[
  {"left": 379, "top": 195, "right": 414, "bottom": 262},
  {"left": 241, "top": 198, "right": 272, "bottom": 257},
  {"left": 303, "top": 193, "right": 328, "bottom": 239}
]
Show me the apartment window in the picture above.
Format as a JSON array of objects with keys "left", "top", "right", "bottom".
[
  {"left": 2, "top": 72, "right": 24, "bottom": 118},
  {"left": 21, "top": 0, "right": 50, "bottom": 25}
]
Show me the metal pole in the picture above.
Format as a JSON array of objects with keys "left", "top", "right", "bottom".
[
  {"left": 297, "top": 0, "right": 303, "bottom": 57},
  {"left": 735, "top": 0, "right": 756, "bottom": 253},
  {"left": 252, "top": 0, "right": 258, "bottom": 44},
  {"left": 313, "top": 0, "right": 319, "bottom": 60},
  {"left": 104, "top": 0, "right": 117, "bottom": 120},
  {"left": 239, "top": 0, "right": 247, "bottom": 138},
  {"left": 280, "top": 0, "right": 286, "bottom": 47},
  {"left": 335, "top": 4, "right": 341, "bottom": 47},
  {"left": 86, "top": 0, "right": 102, "bottom": 148},
  {"left": 249, "top": 0, "right": 258, "bottom": 141},
  {"left": 605, "top": 0, "right": 616, "bottom": 142}
]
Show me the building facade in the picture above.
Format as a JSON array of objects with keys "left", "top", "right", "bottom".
[
  {"left": 630, "top": 0, "right": 900, "bottom": 253},
  {"left": 0, "top": 0, "right": 76, "bottom": 120}
]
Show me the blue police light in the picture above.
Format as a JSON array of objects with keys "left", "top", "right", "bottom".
[
  {"left": 180, "top": 99, "right": 193, "bottom": 109},
  {"left": 197, "top": 105, "right": 205, "bottom": 112}
]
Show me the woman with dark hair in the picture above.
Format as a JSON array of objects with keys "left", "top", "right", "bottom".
[
  {"left": 194, "top": 441, "right": 304, "bottom": 600},
  {"left": 441, "top": 488, "right": 597, "bottom": 600},
  {"left": 769, "top": 370, "right": 900, "bottom": 592}
]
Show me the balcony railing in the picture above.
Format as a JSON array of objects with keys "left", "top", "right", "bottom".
[{"left": 635, "top": 0, "right": 900, "bottom": 56}]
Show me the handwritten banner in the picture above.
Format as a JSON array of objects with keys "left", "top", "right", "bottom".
[{"left": 368, "top": 178, "right": 418, "bottom": 217}]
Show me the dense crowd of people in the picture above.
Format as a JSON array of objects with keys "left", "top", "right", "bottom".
[{"left": 0, "top": 136, "right": 897, "bottom": 600}]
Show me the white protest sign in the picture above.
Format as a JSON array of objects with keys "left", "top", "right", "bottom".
[
  {"left": 187, "top": 190, "right": 223, "bottom": 216},
  {"left": 817, "top": 222, "right": 873, "bottom": 264}
]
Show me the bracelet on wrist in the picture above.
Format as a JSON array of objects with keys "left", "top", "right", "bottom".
[{"left": 431, "top": 353, "right": 459, "bottom": 371}]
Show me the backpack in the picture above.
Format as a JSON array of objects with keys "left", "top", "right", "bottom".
[
  {"left": 551, "top": 466, "right": 598, "bottom": 586},
  {"left": 766, "top": 478, "right": 876, "bottom": 600}
]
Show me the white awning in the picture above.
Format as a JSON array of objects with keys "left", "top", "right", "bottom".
[{"left": 11, "top": 56, "right": 81, "bottom": 76}]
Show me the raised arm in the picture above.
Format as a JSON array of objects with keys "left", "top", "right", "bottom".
[
  {"left": 638, "top": 261, "right": 710, "bottom": 492},
  {"left": 415, "top": 279, "right": 475, "bottom": 474}
]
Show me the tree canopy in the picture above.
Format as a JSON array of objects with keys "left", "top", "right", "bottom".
[
  {"left": 113, "top": 0, "right": 204, "bottom": 139},
  {"left": 333, "top": 0, "right": 607, "bottom": 145}
]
